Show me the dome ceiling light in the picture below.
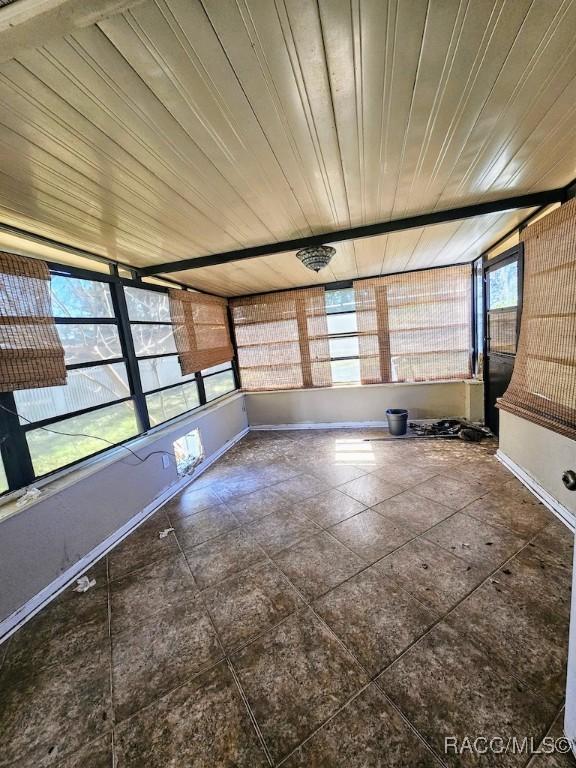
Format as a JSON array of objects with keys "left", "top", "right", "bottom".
[{"left": 296, "top": 245, "right": 336, "bottom": 273}]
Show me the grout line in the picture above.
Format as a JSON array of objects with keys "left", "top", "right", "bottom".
[
  {"left": 205, "top": 439, "right": 563, "bottom": 762},
  {"left": 463, "top": 503, "right": 550, "bottom": 540},
  {"left": 372, "top": 526, "right": 562, "bottom": 704},
  {"left": 274, "top": 682, "right": 374, "bottom": 766},
  {"left": 253, "top": 545, "right": 448, "bottom": 767},
  {"left": 170, "top": 514, "right": 275, "bottom": 766},
  {"left": 226, "top": 658, "right": 274, "bottom": 767},
  {"left": 104, "top": 433, "right": 565, "bottom": 766},
  {"left": 523, "top": 703, "right": 567, "bottom": 768},
  {"left": 261, "top": 522, "right": 555, "bottom": 765},
  {"left": 268, "top": 501, "right": 468, "bottom": 610},
  {"left": 106, "top": 654, "right": 230, "bottom": 726},
  {"left": 105, "top": 556, "right": 117, "bottom": 765},
  {"left": 229, "top": 512, "right": 451, "bottom": 763},
  {"left": 165, "top": 474, "right": 441, "bottom": 766}
]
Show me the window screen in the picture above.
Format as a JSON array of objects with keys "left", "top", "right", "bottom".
[
  {"left": 325, "top": 288, "right": 360, "bottom": 385},
  {"left": 14, "top": 274, "right": 139, "bottom": 477},
  {"left": 498, "top": 199, "right": 576, "bottom": 439},
  {"left": 487, "top": 260, "right": 519, "bottom": 355},
  {"left": 168, "top": 290, "right": 233, "bottom": 374},
  {"left": 0, "top": 253, "right": 66, "bottom": 392},
  {"left": 126, "top": 286, "right": 236, "bottom": 427},
  {"left": 353, "top": 265, "right": 472, "bottom": 384},
  {"left": 231, "top": 288, "right": 332, "bottom": 391}
]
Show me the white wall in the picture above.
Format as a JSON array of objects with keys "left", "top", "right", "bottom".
[
  {"left": 246, "top": 380, "right": 483, "bottom": 427},
  {"left": 0, "top": 394, "right": 248, "bottom": 628},
  {"left": 499, "top": 411, "right": 576, "bottom": 518},
  {"left": 498, "top": 412, "right": 576, "bottom": 751},
  {"left": 0, "top": 380, "right": 486, "bottom": 632},
  {"left": 566, "top": 563, "right": 576, "bottom": 753}
]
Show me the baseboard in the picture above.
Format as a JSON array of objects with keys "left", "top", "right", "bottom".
[
  {"left": 0, "top": 426, "right": 249, "bottom": 644},
  {"left": 496, "top": 449, "right": 576, "bottom": 533},
  {"left": 250, "top": 421, "right": 390, "bottom": 430},
  {"left": 249, "top": 418, "right": 459, "bottom": 432}
]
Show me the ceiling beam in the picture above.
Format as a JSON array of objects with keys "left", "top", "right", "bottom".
[
  {"left": 136, "top": 188, "right": 566, "bottom": 277},
  {"left": 0, "top": 220, "right": 203, "bottom": 293},
  {"left": 0, "top": 0, "right": 145, "bottom": 64}
]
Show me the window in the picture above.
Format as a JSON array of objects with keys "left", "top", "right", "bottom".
[
  {"left": 0, "top": 268, "right": 238, "bottom": 496},
  {"left": 173, "top": 428, "right": 204, "bottom": 476},
  {"left": 230, "top": 288, "right": 332, "bottom": 391},
  {"left": 473, "top": 258, "right": 483, "bottom": 376},
  {"left": 325, "top": 289, "right": 361, "bottom": 385},
  {"left": 499, "top": 199, "right": 576, "bottom": 439},
  {"left": 125, "top": 286, "right": 200, "bottom": 427},
  {"left": 14, "top": 275, "right": 139, "bottom": 478},
  {"left": 354, "top": 266, "right": 472, "bottom": 384},
  {"left": 27, "top": 401, "right": 139, "bottom": 477},
  {"left": 125, "top": 286, "right": 237, "bottom": 428},
  {"left": 202, "top": 364, "right": 236, "bottom": 402},
  {"left": 487, "top": 259, "right": 519, "bottom": 355}
]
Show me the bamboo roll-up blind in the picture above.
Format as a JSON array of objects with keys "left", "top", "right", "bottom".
[
  {"left": 498, "top": 199, "right": 576, "bottom": 439},
  {"left": 169, "top": 289, "right": 233, "bottom": 375},
  {"left": 0, "top": 252, "right": 66, "bottom": 392},
  {"left": 230, "top": 287, "right": 332, "bottom": 391},
  {"left": 353, "top": 265, "right": 472, "bottom": 384}
]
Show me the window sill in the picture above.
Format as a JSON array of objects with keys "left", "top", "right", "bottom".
[
  {"left": 243, "top": 379, "right": 479, "bottom": 395},
  {"left": 0, "top": 391, "right": 242, "bottom": 522}
]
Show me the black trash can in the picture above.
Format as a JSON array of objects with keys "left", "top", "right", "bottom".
[{"left": 386, "top": 408, "right": 408, "bottom": 436}]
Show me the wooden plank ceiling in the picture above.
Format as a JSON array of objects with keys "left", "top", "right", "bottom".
[{"left": 0, "top": 0, "right": 575, "bottom": 296}]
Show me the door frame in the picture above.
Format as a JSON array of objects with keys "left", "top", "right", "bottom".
[{"left": 482, "top": 242, "right": 524, "bottom": 433}]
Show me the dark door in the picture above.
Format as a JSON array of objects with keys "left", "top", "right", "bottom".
[{"left": 483, "top": 245, "right": 523, "bottom": 435}]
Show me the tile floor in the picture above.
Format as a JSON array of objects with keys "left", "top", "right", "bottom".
[{"left": 0, "top": 429, "right": 574, "bottom": 767}]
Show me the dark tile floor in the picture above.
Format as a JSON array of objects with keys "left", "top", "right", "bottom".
[{"left": 1, "top": 429, "right": 575, "bottom": 767}]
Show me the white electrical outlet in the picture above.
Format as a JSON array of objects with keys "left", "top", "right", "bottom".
[{"left": 162, "top": 454, "right": 171, "bottom": 470}]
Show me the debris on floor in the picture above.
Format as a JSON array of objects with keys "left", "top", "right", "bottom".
[
  {"left": 159, "top": 527, "right": 175, "bottom": 539},
  {"left": 73, "top": 576, "right": 96, "bottom": 593},
  {"left": 408, "top": 420, "right": 491, "bottom": 441},
  {"left": 366, "top": 419, "right": 492, "bottom": 441}
]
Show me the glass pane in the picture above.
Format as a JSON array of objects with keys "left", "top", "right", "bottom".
[
  {"left": 146, "top": 381, "right": 200, "bottom": 426},
  {"left": 489, "top": 309, "right": 517, "bottom": 354},
  {"left": 390, "top": 351, "right": 470, "bottom": 382},
  {"left": 0, "top": 457, "right": 7, "bottom": 494},
  {"left": 51, "top": 276, "right": 114, "bottom": 318},
  {"left": 488, "top": 261, "right": 518, "bottom": 309},
  {"left": 330, "top": 359, "right": 361, "bottom": 384},
  {"left": 235, "top": 319, "right": 298, "bottom": 346},
  {"left": 389, "top": 326, "right": 469, "bottom": 354},
  {"left": 57, "top": 324, "right": 122, "bottom": 365},
  {"left": 26, "top": 401, "right": 139, "bottom": 477},
  {"left": 125, "top": 287, "right": 170, "bottom": 322},
  {"left": 329, "top": 336, "right": 359, "bottom": 359},
  {"left": 201, "top": 362, "right": 233, "bottom": 376},
  {"left": 131, "top": 324, "right": 177, "bottom": 357},
  {"left": 327, "top": 313, "right": 357, "bottom": 334},
  {"left": 204, "top": 370, "right": 236, "bottom": 401},
  {"left": 474, "top": 259, "right": 483, "bottom": 376},
  {"left": 173, "top": 429, "right": 204, "bottom": 476},
  {"left": 139, "top": 356, "right": 196, "bottom": 393},
  {"left": 325, "top": 288, "right": 355, "bottom": 314},
  {"left": 15, "top": 363, "right": 130, "bottom": 423}
]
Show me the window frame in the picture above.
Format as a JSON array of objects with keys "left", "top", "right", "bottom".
[
  {"left": 123, "top": 284, "right": 237, "bottom": 428},
  {"left": 325, "top": 289, "right": 361, "bottom": 386},
  {"left": 0, "top": 262, "right": 239, "bottom": 495}
]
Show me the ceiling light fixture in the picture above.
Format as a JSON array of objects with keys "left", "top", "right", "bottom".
[{"left": 296, "top": 245, "right": 336, "bottom": 272}]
